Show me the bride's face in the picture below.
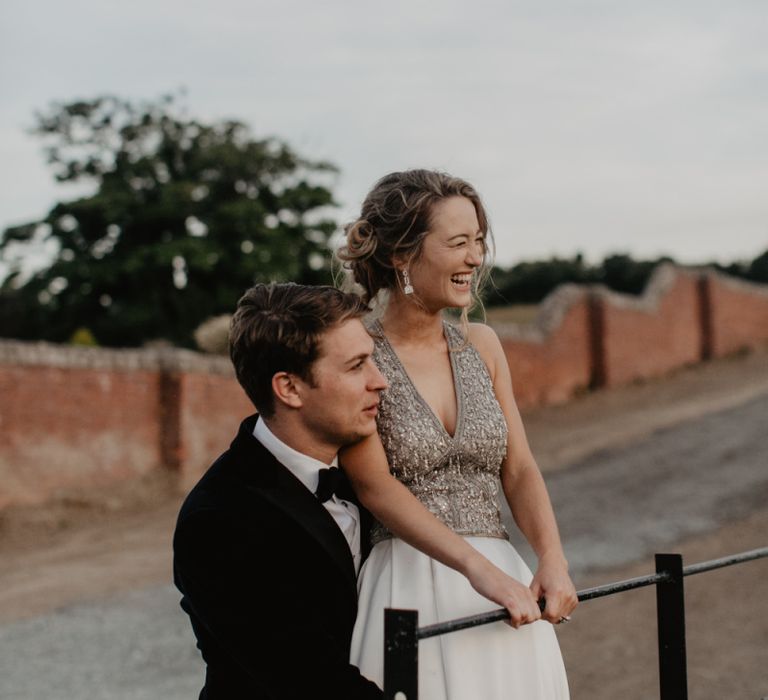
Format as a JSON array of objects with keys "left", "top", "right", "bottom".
[{"left": 405, "top": 196, "right": 485, "bottom": 311}]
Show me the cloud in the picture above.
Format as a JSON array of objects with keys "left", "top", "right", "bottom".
[{"left": 1, "top": 0, "right": 766, "bottom": 267}]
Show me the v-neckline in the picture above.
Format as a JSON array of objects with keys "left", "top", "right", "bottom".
[{"left": 374, "top": 320, "right": 464, "bottom": 442}]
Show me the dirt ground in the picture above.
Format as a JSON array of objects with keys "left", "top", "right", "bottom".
[
  {"left": 1, "top": 347, "right": 767, "bottom": 697},
  {"left": 559, "top": 508, "right": 768, "bottom": 699}
]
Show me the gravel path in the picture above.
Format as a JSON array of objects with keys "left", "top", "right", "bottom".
[
  {"left": 0, "top": 586, "right": 201, "bottom": 700},
  {"left": 519, "top": 393, "right": 768, "bottom": 575}
]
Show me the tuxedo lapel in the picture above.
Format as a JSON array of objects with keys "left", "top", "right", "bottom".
[{"left": 229, "top": 417, "right": 358, "bottom": 601}]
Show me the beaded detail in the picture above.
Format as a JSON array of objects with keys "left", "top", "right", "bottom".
[{"left": 369, "top": 320, "right": 509, "bottom": 545}]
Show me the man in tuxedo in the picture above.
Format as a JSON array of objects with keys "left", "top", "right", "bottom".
[{"left": 173, "top": 283, "right": 387, "bottom": 699}]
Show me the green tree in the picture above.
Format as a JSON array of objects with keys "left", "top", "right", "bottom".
[
  {"left": 598, "top": 253, "right": 672, "bottom": 295},
  {"left": 486, "top": 254, "right": 597, "bottom": 305},
  {"left": 486, "top": 252, "right": 677, "bottom": 306},
  {"left": 0, "top": 94, "right": 338, "bottom": 347},
  {"left": 746, "top": 249, "right": 768, "bottom": 284}
]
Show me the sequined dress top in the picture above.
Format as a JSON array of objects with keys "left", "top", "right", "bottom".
[{"left": 369, "top": 320, "right": 509, "bottom": 545}]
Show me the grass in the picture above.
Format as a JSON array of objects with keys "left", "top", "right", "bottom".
[{"left": 483, "top": 304, "right": 540, "bottom": 325}]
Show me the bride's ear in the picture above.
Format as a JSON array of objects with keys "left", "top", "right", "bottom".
[
  {"left": 271, "top": 372, "right": 303, "bottom": 409},
  {"left": 392, "top": 252, "right": 409, "bottom": 271}
]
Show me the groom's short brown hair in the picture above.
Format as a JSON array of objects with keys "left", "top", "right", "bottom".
[{"left": 229, "top": 283, "right": 368, "bottom": 417}]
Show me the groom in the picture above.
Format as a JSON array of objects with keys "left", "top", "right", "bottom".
[{"left": 173, "top": 283, "right": 387, "bottom": 699}]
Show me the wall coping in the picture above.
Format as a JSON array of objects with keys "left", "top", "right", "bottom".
[
  {"left": 591, "top": 263, "right": 699, "bottom": 311},
  {"left": 0, "top": 340, "right": 234, "bottom": 374},
  {"left": 490, "top": 283, "right": 589, "bottom": 342},
  {"left": 490, "top": 264, "right": 706, "bottom": 342},
  {"left": 704, "top": 267, "right": 768, "bottom": 298}
]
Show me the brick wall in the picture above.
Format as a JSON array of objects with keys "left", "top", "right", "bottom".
[
  {"left": 0, "top": 362, "right": 161, "bottom": 509},
  {"left": 598, "top": 267, "right": 703, "bottom": 387},
  {"left": 1, "top": 264, "right": 767, "bottom": 509},
  {"left": 176, "top": 372, "right": 253, "bottom": 487},
  {"left": 0, "top": 343, "right": 252, "bottom": 508},
  {"left": 704, "top": 272, "right": 768, "bottom": 357},
  {"left": 489, "top": 264, "right": 768, "bottom": 408},
  {"left": 496, "top": 286, "right": 593, "bottom": 407}
]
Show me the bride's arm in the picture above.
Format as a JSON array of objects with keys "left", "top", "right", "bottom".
[
  {"left": 341, "top": 433, "right": 541, "bottom": 628},
  {"left": 469, "top": 323, "right": 578, "bottom": 623}
]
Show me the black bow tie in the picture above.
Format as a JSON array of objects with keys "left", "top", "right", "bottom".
[{"left": 315, "top": 467, "right": 352, "bottom": 503}]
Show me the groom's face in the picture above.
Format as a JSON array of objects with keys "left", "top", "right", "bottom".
[{"left": 295, "top": 318, "right": 387, "bottom": 450}]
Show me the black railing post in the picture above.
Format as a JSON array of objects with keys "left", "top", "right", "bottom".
[
  {"left": 655, "top": 553, "right": 688, "bottom": 700},
  {"left": 384, "top": 608, "right": 418, "bottom": 700}
]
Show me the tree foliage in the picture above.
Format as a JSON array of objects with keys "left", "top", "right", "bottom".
[
  {"left": 0, "top": 95, "right": 339, "bottom": 347},
  {"left": 714, "top": 249, "right": 768, "bottom": 285},
  {"left": 486, "top": 253, "right": 673, "bottom": 305},
  {"left": 486, "top": 247, "right": 768, "bottom": 307}
]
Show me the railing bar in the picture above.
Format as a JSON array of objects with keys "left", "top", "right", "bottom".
[
  {"left": 577, "top": 572, "right": 669, "bottom": 601},
  {"left": 418, "top": 572, "right": 670, "bottom": 639},
  {"left": 418, "top": 609, "right": 509, "bottom": 640},
  {"left": 683, "top": 546, "right": 768, "bottom": 577},
  {"left": 415, "top": 547, "right": 768, "bottom": 640}
]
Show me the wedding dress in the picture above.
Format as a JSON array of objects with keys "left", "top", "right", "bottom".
[{"left": 351, "top": 321, "right": 570, "bottom": 699}]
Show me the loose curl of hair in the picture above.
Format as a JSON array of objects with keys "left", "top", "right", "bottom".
[{"left": 337, "top": 169, "right": 494, "bottom": 320}]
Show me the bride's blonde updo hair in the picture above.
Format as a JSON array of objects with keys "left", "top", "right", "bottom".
[{"left": 337, "top": 169, "right": 493, "bottom": 311}]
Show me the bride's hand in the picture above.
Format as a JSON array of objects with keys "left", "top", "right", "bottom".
[
  {"left": 464, "top": 555, "right": 542, "bottom": 628},
  {"left": 529, "top": 552, "right": 578, "bottom": 624}
]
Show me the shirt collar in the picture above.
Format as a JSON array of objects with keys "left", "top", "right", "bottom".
[{"left": 253, "top": 416, "right": 338, "bottom": 494}]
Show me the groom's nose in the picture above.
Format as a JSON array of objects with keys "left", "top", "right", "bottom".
[{"left": 367, "top": 363, "right": 388, "bottom": 392}]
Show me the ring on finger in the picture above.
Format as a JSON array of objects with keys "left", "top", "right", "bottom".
[{"left": 557, "top": 616, "right": 571, "bottom": 624}]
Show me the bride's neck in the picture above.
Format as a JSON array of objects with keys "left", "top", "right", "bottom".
[{"left": 380, "top": 297, "right": 444, "bottom": 346}]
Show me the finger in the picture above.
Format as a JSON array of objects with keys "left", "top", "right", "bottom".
[
  {"left": 529, "top": 579, "right": 543, "bottom": 599},
  {"left": 507, "top": 602, "right": 527, "bottom": 629},
  {"left": 519, "top": 599, "right": 541, "bottom": 625},
  {"left": 528, "top": 594, "right": 543, "bottom": 619},
  {"left": 541, "top": 593, "right": 566, "bottom": 623},
  {"left": 557, "top": 590, "right": 578, "bottom": 618},
  {"left": 531, "top": 601, "right": 543, "bottom": 622}
]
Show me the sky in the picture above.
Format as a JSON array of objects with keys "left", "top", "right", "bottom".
[{"left": 1, "top": 0, "right": 767, "bottom": 272}]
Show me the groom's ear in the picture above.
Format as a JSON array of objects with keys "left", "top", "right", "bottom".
[{"left": 271, "top": 371, "right": 304, "bottom": 410}]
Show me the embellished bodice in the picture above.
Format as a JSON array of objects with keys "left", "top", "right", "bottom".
[{"left": 369, "top": 320, "right": 509, "bottom": 545}]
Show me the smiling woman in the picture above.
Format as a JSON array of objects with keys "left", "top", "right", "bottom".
[
  {"left": 339, "top": 169, "right": 494, "bottom": 324},
  {"left": 404, "top": 195, "right": 486, "bottom": 311},
  {"left": 336, "top": 170, "right": 574, "bottom": 699}
]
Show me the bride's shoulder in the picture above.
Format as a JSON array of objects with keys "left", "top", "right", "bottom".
[{"left": 467, "top": 323, "right": 505, "bottom": 380}]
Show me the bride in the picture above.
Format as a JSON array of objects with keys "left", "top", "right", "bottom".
[{"left": 338, "top": 169, "right": 576, "bottom": 699}]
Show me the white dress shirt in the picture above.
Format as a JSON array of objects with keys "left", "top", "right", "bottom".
[{"left": 253, "top": 417, "right": 361, "bottom": 574}]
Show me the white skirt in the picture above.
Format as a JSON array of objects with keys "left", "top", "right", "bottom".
[{"left": 351, "top": 537, "right": 570, "bottom": 700}]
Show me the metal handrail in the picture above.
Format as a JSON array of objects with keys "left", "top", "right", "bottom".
[
  {"left": 417, "top": 545, "right": 768, "bottom": 640},
  {"left": 383, "top": 545, "right": 768, "bottom": 700}
]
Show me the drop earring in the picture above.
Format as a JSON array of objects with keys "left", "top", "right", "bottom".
[{"left": 402, "top": 268, "right": 414, "bottom": 295}]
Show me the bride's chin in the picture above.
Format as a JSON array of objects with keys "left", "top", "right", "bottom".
[{"left": 448, "top": 292, "right": 473, "bottom": 309}]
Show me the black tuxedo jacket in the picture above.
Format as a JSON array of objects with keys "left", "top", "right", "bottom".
[{"left": 173, "top": 415, "right": 383, "bottom": 699}]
